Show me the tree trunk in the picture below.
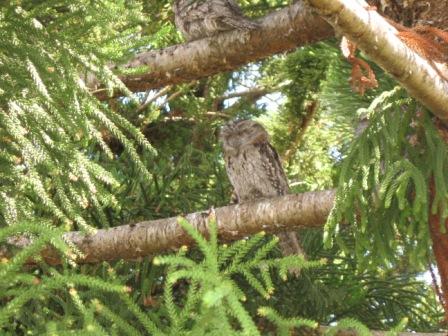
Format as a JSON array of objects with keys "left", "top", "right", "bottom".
[{"left": 428, "top": 178, "right": 448, "bottom": 321}]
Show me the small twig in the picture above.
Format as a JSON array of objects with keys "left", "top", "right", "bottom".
[
  {"left": 216, "top": 87, "right": 273, "bottom": 101},
  {"left": 165, "top": 89, "right": 184, "bottom": 103},
  {"left": 282, "top": 100, "right": 318, "bottom": 163},
  {"left": 136, "top": 85, "right": 172, "bottom": 113},
  {"left": 212, "top": 85, "right": 283, "bottom": 111},
  {"left": 204, "top": 111, "right": 232, "bottom": 119}
]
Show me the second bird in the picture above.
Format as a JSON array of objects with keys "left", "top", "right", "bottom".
[{"left": 173, "top": 0, "right": 259, "bottom": 41}]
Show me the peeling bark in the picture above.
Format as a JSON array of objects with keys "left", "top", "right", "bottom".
[
  {"left": 3, "top": 190, "right": 335, "bottom": 265},
  {"left": 92, "top": 2, "right": 334, "bottom": 99},
  {"left": 305, "top": 0, "right": 448, "bottom": 121}
]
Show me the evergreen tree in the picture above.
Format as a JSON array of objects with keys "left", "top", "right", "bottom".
[{"left": 0, "top": 0, "right": 445, "bottom": 334}]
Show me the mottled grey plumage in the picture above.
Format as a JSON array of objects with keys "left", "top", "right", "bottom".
[
  {"left": 173, "top": 0, "right": 259, "bottom": 41},
  {"left": 219, "top": 120, "right": 305, "bottom": 272}
]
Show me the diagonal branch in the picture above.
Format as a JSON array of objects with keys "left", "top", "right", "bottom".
[
  {"left": 92, "top": 2, "right": 334, "bottom": 99},
  {"left": 305, "top": 0, "right": 448, "bottom": 121}
]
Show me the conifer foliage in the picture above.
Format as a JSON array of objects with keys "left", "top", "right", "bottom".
[
  {"left": 0, "top": 2, "right": 154, "bottom": 231},
  {"left": 153, "top": 216, "right": 320, "bottom": 335},
  {"left": 326, "top": 87, "right": 448, "bottom": 271},
  {"left": 0, "top": 0, "right": 445, "bottom": 334}
]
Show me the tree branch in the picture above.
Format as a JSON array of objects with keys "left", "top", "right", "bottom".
[
  {"left": 214, "top": 86, "right": 276, "bottom": 103},
  {"left": 92, "top": 2, "right": 334, "bottom": 99},
  {"left": 3, "top": 190, "right": 335, "bottom": 265},
  {"left": 136, "top": 85, "right": 172, "bottom": 113},
  {"left": 211, "top": 86, "right": 277, "bottom": 111},
  {"left": 305, "top": 0, "right": 448, "bottom": 121}
]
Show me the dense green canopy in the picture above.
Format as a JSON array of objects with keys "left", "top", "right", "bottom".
[{"left": 0, "top": 1, "right": 445, "bottom": 334}]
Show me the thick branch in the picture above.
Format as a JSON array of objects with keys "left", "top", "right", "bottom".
[
  {"left": 93, "top": 2, "right": 333, "bottom": 99},
  {"left": 305, "top": 0, "right": 448, "bottom": 121},
  {"left": 6, "top": 190, "right": 335, "bottom": 265}
]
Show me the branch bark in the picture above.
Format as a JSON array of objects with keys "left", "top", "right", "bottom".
[
  {"left": 4, "top": 190, "right": 335, "bottom": 265},
  {"left": 305, "top": 0, "right": 448, "bottom": 121},
  {"left": 95, "top": 0, "right": 448, "bottom": 124},
  {"left": 92, "top": 2, "right": 334, "bottom": 99}
]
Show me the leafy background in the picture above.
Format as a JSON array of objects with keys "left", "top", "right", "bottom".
[{"left": 0, "top": 0, "right": 444, "bottom": 334}]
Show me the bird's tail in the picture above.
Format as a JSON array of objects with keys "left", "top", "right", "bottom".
[{"left": 277, "top": 231, "right": 306, "bottom": 277}]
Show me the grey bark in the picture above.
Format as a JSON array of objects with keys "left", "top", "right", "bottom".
[
  {"left": 1, "top": 190, "right": 335, "bottom": 265},
  {"left": 92, "top": 2, "right": 334, "bottom": 99}
]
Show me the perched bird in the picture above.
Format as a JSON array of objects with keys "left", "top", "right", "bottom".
[
  {"left": 219, "top": 120, "right": 305, "bottom": 273},
  {"left": 173, "top": 0, "right": 259, "bottom": 41}
]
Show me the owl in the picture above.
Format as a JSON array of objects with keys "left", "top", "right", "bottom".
[
  {"left": 173, "top": 0, "right": 259, "bottom": 42},
  {"left": 219, "top": 120, "right": 305, "bottom": 272}
]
